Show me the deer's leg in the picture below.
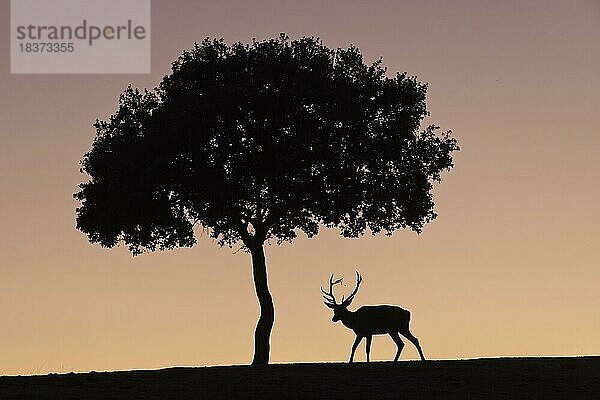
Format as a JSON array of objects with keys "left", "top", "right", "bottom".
[
  {"left": 365, "top": 336, "right": 372, "bottom": 363},
  {"left": 389, "top": 332, "right": 405, "bottom": 362},
  {"left": 349, "top": 335, "right": 363, "bottom": 363},
  {"left": 401, "top": 330, "right": 426, "bottom": 361}
]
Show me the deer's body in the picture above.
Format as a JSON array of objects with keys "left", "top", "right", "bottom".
[
  {"left": 339, "top": 305, "right": 411, "bottom": 335},
  {"left": 322, "top": 273, "right": 426, "bottom": 363}
]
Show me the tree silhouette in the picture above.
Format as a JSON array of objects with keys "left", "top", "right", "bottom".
[{"left": 75, "top": 34, "right": 459, "bottom": 365}]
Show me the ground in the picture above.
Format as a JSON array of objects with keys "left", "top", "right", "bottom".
[{"left": 1, "top": 357, "right": 598, "bottom": 399}]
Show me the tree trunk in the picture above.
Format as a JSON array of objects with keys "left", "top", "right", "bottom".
[{"left": 250, "top": 242, "right": 274, "bottom": 365}]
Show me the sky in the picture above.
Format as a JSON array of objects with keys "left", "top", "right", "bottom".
[{"left": 1, "top": 0, "right": 599, "bottom": 375}]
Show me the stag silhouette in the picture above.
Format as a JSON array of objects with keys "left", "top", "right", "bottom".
[{"left": 321, "top": 272, "right": 426, "bottom": 363}]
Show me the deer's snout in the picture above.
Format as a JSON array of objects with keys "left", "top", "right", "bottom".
[{"left": 332, "top": 315, "right": 340, "bottom": 322}]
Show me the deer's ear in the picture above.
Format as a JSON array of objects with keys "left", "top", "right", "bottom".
[{"left": 324, "top": 302, "right": 336, "bottom": 309}]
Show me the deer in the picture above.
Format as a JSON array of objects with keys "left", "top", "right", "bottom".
[{"left": 321, "top": 272, "right": 426, "bottom": 363}]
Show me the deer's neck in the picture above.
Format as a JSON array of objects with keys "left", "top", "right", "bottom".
[{"left": 339, "top": 309, "right": 357, "bottom": 330}]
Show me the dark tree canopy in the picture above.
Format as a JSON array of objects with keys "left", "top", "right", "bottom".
[{"left": 75, "top": 35, "right": 459, "bottom": 254}]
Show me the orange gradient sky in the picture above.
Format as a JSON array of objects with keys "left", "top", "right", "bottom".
[{"left": 1, "top": 0, "right": 599, "bottom": 375}]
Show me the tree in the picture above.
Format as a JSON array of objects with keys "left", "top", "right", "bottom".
[{"left": 75, "top": 34, "right": 459, "bottom": 365}]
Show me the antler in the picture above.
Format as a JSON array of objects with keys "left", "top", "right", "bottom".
[
  {"left": 321, "top": 274, "right": 343, "bottom": 306},
  {"left": 341, "top": 271, "right": 363, "bottom": 307}
]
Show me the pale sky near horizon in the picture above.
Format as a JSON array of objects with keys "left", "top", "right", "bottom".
[{"left": 1, "top": 0, "right": 599, "bottom": 375}]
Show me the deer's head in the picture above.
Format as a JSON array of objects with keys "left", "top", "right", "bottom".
[{"left": 321, "top": 272, "right": 363, "bottom": 322}]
